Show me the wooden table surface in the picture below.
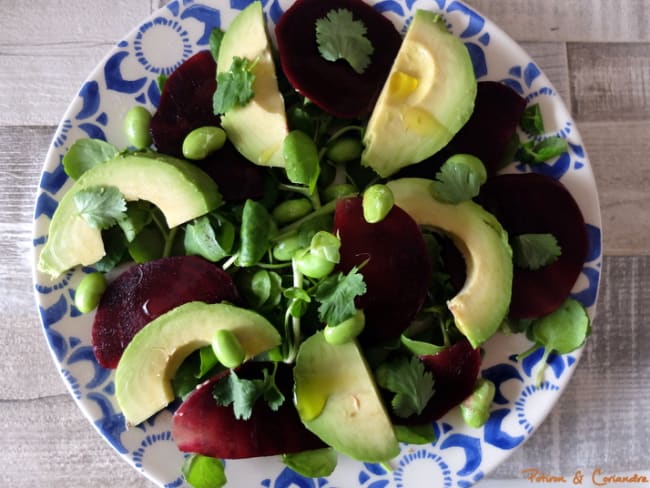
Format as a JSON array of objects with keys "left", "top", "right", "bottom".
[{"left": 1, "top": 1, "right": 648, "bottom": 486}]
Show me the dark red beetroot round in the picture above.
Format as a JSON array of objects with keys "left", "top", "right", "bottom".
[
  {"left": 92, "top": 255, "right": 239, "bottom": 369},
  {"left": 395, "top": 339, "right": 481, "bottom": 425},
  {"left": 150, "top": 50, "right": 221, "bottom": 157},
  {"left": 194, "top": 141, "right": 266, "bottom": 202},
  {"left": 447, "top": 81, "right": 527, "bottom": 176},
  {"left": 275, "top": 0, "right": 402, "bottom": 119},
  {"left": 475, "top": 173, "right": 588, "bottom": 319},
  {"left": 333, "top": 197, "right": 431, "bottom": 344},
  {"left": 173, "top": 362, "right": 325, "bottom": 459}
]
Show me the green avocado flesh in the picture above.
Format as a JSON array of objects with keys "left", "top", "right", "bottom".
[
  {"left": 37, "top": 152, "right": 221, "bottom": 278},
  {"left": 217, "top": 1, "right": 288, "bottom": 167},
  {"left": 362, "top": 9, "right": 477, "bottom": 177},
  {"left": 387, "top": 178, "right": 513, "bottom": 347},
  {"left": 115, "top": 302, "right": 281, "bottom": 427},
  {"left": 293, "top": 332, "right": 400, "bottom": 463}
]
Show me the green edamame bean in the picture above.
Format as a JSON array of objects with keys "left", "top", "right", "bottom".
[
  {"left": 271, "top": 198, "right": 313, "bottom": 224},
  {"left": 324, "top": 309, "right": 365, "bottom": 345},
  {"left": 124, "top": 106, "right": 152, "bottom": 150},
  {"left": 326, "top": 138, "right": 363, "bottom": 164},
  {"left": 321, "top": 183, "right": 357, "bottom": 203},
  {"left": 362, "top": 184, "right": 394, "bottom": 223},
  {"left": 272, "top": 233, "right": 302, "bottom": 261},
  {"left": 294, "top": 249, "right": 335, "bottom": 279},
  {"left": 182, "top": 126, "right": 227, "bottom": 160},
  {"left": 74, "top": 272, "right": 107, "bottom": 313},
  {"left": 460, "top": 378, "right": 496, "bottom": 428},
  {"left": 211, "top": 329, "right": 246, "bottom": 368}
]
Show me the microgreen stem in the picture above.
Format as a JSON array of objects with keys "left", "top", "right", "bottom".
[
  {"left": 284, "top": 259, "right": 304, "bottom": 364},
  {"left": 162, "top": 227, "right": 178, "bottom": 258}
]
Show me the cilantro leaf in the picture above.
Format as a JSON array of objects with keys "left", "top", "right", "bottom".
[
  {"left": 375, "top": 356, "right": 435, "bottom": 418},
  {"left": 431, "top": 154, "right": 487, "bottom": 204},
  {"left": 512, "top": 233, "right": 562, "bottom": 270},
  {"left": 518, "top": 136, "right": 568, "bottom": 165},
  {"left": 315, "top": 8, "right": 374, "bottom": 74},
  {"left": 73, "top": 185, "right": 127, "bottom": 230},
  {"left": 212, "top": 365, "right": 285, "bottom": 420},
  {"left": 313, "top": 267, "right": 366, "bottom": 326},
  {"left": 213, "top": 56, "right": 256, "bottom": 114}
]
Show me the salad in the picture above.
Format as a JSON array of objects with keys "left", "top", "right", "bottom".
[{"left": 34, "top": 0, "right": 597, "bottom": 486}]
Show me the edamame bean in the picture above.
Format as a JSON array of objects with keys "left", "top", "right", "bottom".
[
  {"left": 74, "top": 272, "right": 107, "bottom": 313},
  {"left": 362, "top": 184, "right": 394, "bottom": 223},
  {"left": 294, "top": 249, "right": 335, "bottom": 279},
  {"left": 446, "top": 153, "right": 487, "bottom": 184},
  {"left": 321, "top": 183, "right": 357, "bottom": 203},
  {"left": 272, "top": 198, "right": 313, "bottom": 224},
  {"left": 124, "top": 106, "right": 153, "bottom": 150},
  {"left": 324, "top": 309, "right": 365, "bottom": 344},
  {"left": 460, "top": 378, "right": 496, "bottom": 428},
  {"left": 272, "top": 233, "right": 302, "bottom": 261},
  {"left": 326, "top": 138, "right": 363, "bottom": 164},
  {"left": 211, "top": 329, "right": 246, "bottom": 368},
  {"left": 182, "top": 126, "right": 227, "bottom": 160}
]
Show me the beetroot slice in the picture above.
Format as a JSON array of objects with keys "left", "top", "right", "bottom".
[
  {"left": 475, "top": 173, "right": 588, "bottom": 319},
  {"left": 194, "top": 141, "right": 266, "bottom": 202},
  {"left": 172, "top": 362, "right": 325, "bottom": 459},
  {"left": 447, "top": 81, "right": 527, "bottom": 176},
  {"left": 150, "top": 50, "right": 221, "bottom": 157},
  {"left": 92, "top": 255, "right": 239, "bottom": 369},
  {"left": 394, "top": 339, "right": 481, "bottom": 425},
  {"left": 333, "top": 197, "right": 431, "bottom": 344},
  {"left": 275, "top": 0, "right": 402, "bottom": 119}
]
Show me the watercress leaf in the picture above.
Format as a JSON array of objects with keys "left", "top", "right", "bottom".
[
  {"left": 531, "top": 297, "right": 590, "bottom": 354},
  {"left": 93, "top": 226, "right": 127, "bottom": 272},
  {"left": 282, "top": 448, "right": 337, "bottom": 478},
  {"left": 315, "top": 8, "right": 374, "bottom": 75},
  {"left": 74, "top": 185, "right": 127, "bottom": 230},
  {"left": 430, "top": 154, "right": 487, "bottom": 204},
  {"left": 394, "top": 423, "right": 437, "bottom": 445},
  {"left": 283, "top": 130, "right": 321, "bottom": 194},
  {"left": 238, "top": 199, "right": 273, "bottom": 267},
  {"left": 63, "top": 138, "right": 120, "bottom": 180},
  {"left": 213, "top": 56, "right": 256, "bottom": 115},
  {"left": 518, "top": 136, "right": 568, "bottom": 165},
  {"left": 284, "top": 287, "right": 312, "bottom": 318},
  {"left": 309, "top": 230, "right": 340, "bottom": 264},
  {"left": 156, "top": 73, "right": 168, "bottom": 93},
  {"left": 314, "top": 267, "right": 366, "bottom": 326},
  {"left": 400, "top": 335, "right": 447, "bottom": 356},
  {"left": 512, "top": 233, "right": 562, "bottom": 270},
  {"left": 520, "top": 103, "right": 545, "bottom": 135},
  {"left": 209, "top": 28, "right": 225, "bottom": 61},
  {"left": 198, "top": 346, "right": 220, "bottom": 378},
  {"left": 184, "top": 214, "right": 234, "bottom": 262},
  {"left": 375, "top": 356, "right": 435, "bottom": 418}
]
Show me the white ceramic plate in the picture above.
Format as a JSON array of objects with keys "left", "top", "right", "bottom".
[{"left": 32, "top": 0, "right": 602, "bottom": 486}]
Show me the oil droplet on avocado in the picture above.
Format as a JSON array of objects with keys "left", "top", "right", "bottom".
[{"left": 388, "top": 71, "right": 419, "bottom": 100}]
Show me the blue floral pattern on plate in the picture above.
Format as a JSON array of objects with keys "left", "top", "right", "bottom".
[{"left": 32, "top": 0, "right": 602, "bottom": 486}]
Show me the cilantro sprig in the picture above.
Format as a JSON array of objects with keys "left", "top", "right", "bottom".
[
  {"left": 313, "top": 266, "right": 367, "bottom": 326},
  {"left": 512, "top": 233, "right": 562, "bottom": 270},
  {"left": 375, "top": 356, "right": 435, "bottom": 418},
  {"left": 315, "top": 8, "right": 374, "bottom": 74},
  {"left": 212, "top": 364, "right": 285, "bottom": 420},
  {"left": 213, "top": 56, "right": 257, "bottom": 114}
]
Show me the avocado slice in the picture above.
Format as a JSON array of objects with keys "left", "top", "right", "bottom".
[
  {"left": 115, "top": 301, "right": 281, "bottom": 427},
  {"left": 218, "top": 1, "right": 289, "bottom": 167},
  {"left": 362, "top": 10, "right": 477, "bottom": 177},
  {"left": 293, "top": 332, "right": 400, "bottom": 463},
  {"left": 37, "top": 152, "right": 220, "bottom": 278},
  {"left": 387, "top": 178, "right": 512, "bottom": 347}
]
